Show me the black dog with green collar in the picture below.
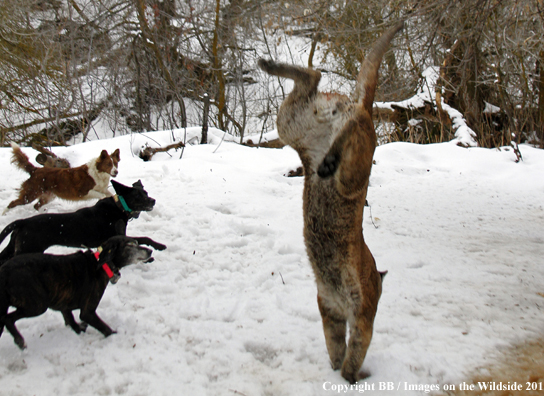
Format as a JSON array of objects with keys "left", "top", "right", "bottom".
[{"left": 0, "top": 180, "right": 166, "bottom": 265}]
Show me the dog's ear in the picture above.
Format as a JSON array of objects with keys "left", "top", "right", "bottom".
[
  {"left": 111, "top": 149, "right": 120, "bottom": 162},
  {"left": 111, "top": 180, "right": 129, "bottom": 195},
  {"left": 379, "top": 270, "right": 388, "bottom": 282},
  {"left": 111, "top": 179, "right": 120, "bottom": 193},
  {"left": 99, "top": 150, "right": 109, "bottom": 159},
  {"left": 132, "top": 180, "right": 143, "bottom": 189}
]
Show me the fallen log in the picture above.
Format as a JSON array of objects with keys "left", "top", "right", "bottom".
[
  {"left": 139, "top": 141, "right": 185, "bottom": 161},
  {"left": 32, "top": 143, "right": 71, "bottom": 168}
]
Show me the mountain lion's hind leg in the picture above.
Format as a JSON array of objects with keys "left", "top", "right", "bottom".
[{"left": 317, "top": 294, "right": 347, "bottom": 371}]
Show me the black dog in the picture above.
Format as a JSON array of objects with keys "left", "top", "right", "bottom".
[
  {"left": 0, "top": 235, "right": 153, "bottom": 349},
  {"left": 0, "top": 180, "right": 165, "bottom": 264}
]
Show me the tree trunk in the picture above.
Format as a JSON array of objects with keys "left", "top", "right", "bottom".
[
  {"left": 201, "top": 93, "right": 210, "bottom": 144},
  {"left": 135, "top": 0, "right": 187, "bottom": 129},
  {"left": 539, "top": 50, "right": 544, "bottom": 148},
  {"left": 212, "top": 0, "right": 226, "bottom": 131},
  {"left": 435, "top": 39, "right": 461, "bottom": 141}
]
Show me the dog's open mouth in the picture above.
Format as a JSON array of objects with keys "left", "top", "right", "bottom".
[
  {"left": 130, "top": 202, "right": 154, "bottom": 215},
  {"left": 134, "top": 247, "right": 153, "bottom": 264},
  {"left": 135, "top": 206, "right": 154, "bottom": 214}
]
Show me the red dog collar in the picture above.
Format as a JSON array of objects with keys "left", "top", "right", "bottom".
[{"left": 94, "top": 250, "right": 117, "bottom": 281}]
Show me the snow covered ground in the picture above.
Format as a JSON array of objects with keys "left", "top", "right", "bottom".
[{"left": 0, "top": 129, "right": 542, "bottom": 395}]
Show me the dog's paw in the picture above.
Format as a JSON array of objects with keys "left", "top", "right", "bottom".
[
  {"left": 104, "top": 330, "right": 117, "bottom": 338},
  {"left": 15, "top": 337, "right": 26, "bottom": 350},
  {"left": 79, "top": 322, "right": 88, "bottom": 333},
  {"left": 318, "top": 153, "right": 339, "bottom": 178},
  {"left": 154, "top": 243, "right": 167, "bottom": 251}
]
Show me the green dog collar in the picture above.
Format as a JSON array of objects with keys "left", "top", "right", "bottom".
[{"left": 115, "top": 195, "right": 132, "bottom": 213}]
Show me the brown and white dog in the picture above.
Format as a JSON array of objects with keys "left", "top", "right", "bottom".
[{"left": 4, "top": 143, "right": 120, "bottom": 212}]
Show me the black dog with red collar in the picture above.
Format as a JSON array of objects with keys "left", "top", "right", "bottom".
[
  {"left": 94, "top": 249, "right": 121, "bottom": 284},
  {"left": 0, "top": 236, "right": 153, "bottom": 350}
]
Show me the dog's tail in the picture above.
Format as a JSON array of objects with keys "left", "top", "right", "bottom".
[
  {"left": 0, "top": 220, "right": 20, "bottom": 246},
  {"left": 10, "top": 143, "right": 36, "bottom": 175},
  {"left": 0, "top": 220, "right": 23, "bottom": 266},
  {"left": 354, "top": 20, "right": 405, "bottom": 115},
  {"left": 0, "top": 274, "right": 8, "bottom": 336}
]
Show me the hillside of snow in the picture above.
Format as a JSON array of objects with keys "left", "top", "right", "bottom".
[{"left": 0, "top": 129, "right": 542, "bottom": 395}]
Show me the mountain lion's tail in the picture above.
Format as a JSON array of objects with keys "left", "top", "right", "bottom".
[{"left": 355, "top": 21, "right": 405, "bottom": 114}]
